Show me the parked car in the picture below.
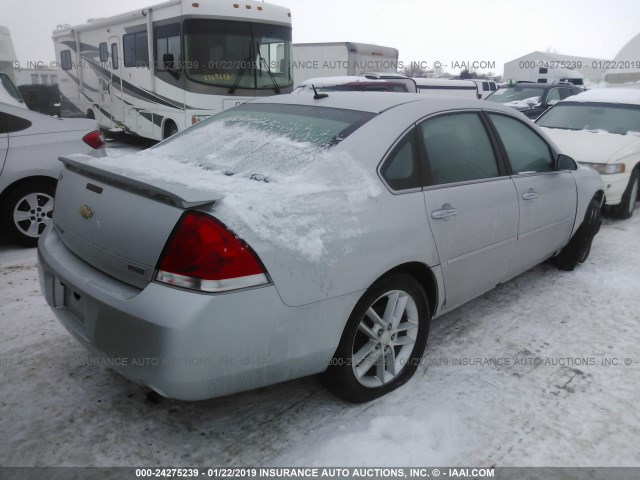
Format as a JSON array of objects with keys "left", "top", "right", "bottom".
[
  {"left": 293, "top": 76, "right": 415, "bottom": 94},
  {"left": 470, "top": 79, "right": 498, "bottom": 99},
  {"left": 18, "top": 84, "right": 61, "bottom": 117},
  {"left": 536, "top": 88, "right": 640, "bottom": 218},
  {"left": 0, "top": 101, "right": 106, "bottom": 245},
  {"left": 486, "top": 83, "right": 582, "bottom": 118},
  {"left": 38, "top": 93, "right": 604, "bottom": 403}
]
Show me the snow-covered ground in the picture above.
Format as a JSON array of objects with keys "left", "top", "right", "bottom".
[{"left": 1, "top": 139, "right": 639, "bottom": 466}]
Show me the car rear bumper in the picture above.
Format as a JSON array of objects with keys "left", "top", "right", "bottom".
[{"left": 37, "top": 227, "right": 357, "bottom": 400}]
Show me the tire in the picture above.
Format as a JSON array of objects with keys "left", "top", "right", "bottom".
[
  {"left": 0, "top": 182, "right": 56, "bottom": 247},
  {"left": 556, "top": 196, "right": 602, "bottom": 271},
  {"left": 86, "top": 109, "right": 95, "bottom": 120},
  {"left": 325, "top": 274, "right": 431, "bottom": 403},
  {"left": 166, "top": 122, "right": 178, "bottom": 138},
  {"left": 612, "top": 169, "right": 639, "bottom": 220}
]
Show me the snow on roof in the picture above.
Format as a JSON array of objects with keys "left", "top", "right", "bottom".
[
  {"left": 566, "top": 88, "right": 640, "bottom": 105},
  {"left": 299, "top": 76, "right": 388, "bottom": 87},
  {"left": 508, "top": 50, "right": 611, "bottom": 65},
  {"left": 258, "top": 91, "right": 425, "bottom": 113}
]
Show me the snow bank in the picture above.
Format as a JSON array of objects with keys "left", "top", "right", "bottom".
[{"left": 88, "top": 120, "right": 381, "bottom": 262}]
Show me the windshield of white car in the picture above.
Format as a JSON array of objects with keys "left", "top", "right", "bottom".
[
  {"left": 536, "top": 102, "right": 640, "bottom": 135},
  {"left": 486, "top": 87, "right": 543, "bottom": 105}
]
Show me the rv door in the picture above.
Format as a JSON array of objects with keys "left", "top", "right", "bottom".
[{"left": 108, "top": 36, "right": 125, "bottom": 128}]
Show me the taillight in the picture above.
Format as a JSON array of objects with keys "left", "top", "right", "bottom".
[
  {"left": 82, "top": 130, "right": 105, "bottom": 149},
  {"left": 155, "top": 211, "right": 268, "bottom": 292}
]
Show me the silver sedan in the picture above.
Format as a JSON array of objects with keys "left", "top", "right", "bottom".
[{"left": 38, "top": 93, "right": 604, "bottom": 402}]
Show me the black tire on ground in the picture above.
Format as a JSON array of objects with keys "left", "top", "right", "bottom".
[
  {"left": 612, "top": 169, "right": 639, "bottom": 220},
  {"left": 325, "top": 274, "right": 431, "bottom": 403},
  {"left": 556, "top": 196, "right": 602, "bottom": 271},
  {"left": 0, "top": 182, "right": 56, "bottom": 247}
]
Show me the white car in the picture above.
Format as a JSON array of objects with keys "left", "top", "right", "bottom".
[
  {"left": 536, "top": 88, "right": 640, "bottom": 218},
  {"left": 38, "top": 93, "right": 603, "bottom": 402},
  {"left": 1, "top": 101, "right": 106, "bottom": 245}
]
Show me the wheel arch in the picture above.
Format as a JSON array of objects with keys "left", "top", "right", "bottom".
[
  {"left": 162, "top": 118, "right": 179, "bottom": 140},
  {"left": 0, "top": 175, "right": 58, "bottom": 208},
  {"left": 374, "top": 262, "right": 439, "bottom": 319}
]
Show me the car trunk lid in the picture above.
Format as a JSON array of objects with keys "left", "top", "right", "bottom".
[{"left": 53, "top": 155, "right": 225, "bottom": 289}]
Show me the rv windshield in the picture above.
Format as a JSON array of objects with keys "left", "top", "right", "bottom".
[{"left": 183, "top": 19, "right": 292, "bottom": 90}]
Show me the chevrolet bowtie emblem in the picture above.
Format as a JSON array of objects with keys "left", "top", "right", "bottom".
[{"left": 79, "top": 204, "right": 94, "bottom": 219}]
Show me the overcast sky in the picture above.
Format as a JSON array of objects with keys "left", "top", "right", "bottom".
[{"left": 3, "top": 0, "right": 640, "bottom": 75}]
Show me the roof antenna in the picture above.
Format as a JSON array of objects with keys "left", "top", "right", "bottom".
[{"left": 312, "top": 84, "right": 329, "bottom": 100}]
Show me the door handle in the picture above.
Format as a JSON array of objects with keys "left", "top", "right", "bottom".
[
  {"left": 431, "top": 204, "right": 458, "bottom": 220},
  {"left": 522, "top": 190, "right": 538, "bottom": 201}
]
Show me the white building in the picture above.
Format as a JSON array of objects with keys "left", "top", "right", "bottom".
[
  {"left": 14, "top": 67, "right": 58, "bottom": 86},
  {"left": 0, "top": 26, "right": 18, "bottom": 83},
  {"left": 504, "top": 51, "right": 611, "bottom": 86},
  {"left": 605, "top": 32, "right": 640, "bottom": 86}
]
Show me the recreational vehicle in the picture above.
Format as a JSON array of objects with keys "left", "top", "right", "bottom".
[{"left": 52, "top": 0, "right": 293, "bottom": 140}]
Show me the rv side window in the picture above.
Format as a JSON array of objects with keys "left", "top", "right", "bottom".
[
  {"left": 537, "top": 78, "right": 548, "bottom": 83},
  {"left": 111, "top": 43, "right": 119, "bottom": 69},
  {"left": 539, "top": 67, "right": 548, "bottom": 74},
  {"left": 99, "top": 42, "right": 108, "bottom": 63},
  {"left": 60, "top": 50, "right": 72, "bottom": 70},
  {"left": 155, "top": 24, "right": 181, "bottom": 71},
  {"left": 123, "top": 31, "right": 149, "bottom": 68}
]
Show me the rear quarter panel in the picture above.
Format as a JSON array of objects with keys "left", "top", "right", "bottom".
[
  {"left": 213, "top": 103, "right": 443, "bottom": 308},
  {"left": 0, "top": 128, "right": 104, "bottom": 195}
]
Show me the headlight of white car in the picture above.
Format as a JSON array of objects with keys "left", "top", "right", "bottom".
[{"left": 579, "top": 163, "right": 626, "bottom": 175}]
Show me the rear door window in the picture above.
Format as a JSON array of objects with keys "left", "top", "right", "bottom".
[{"left": 0, "top": 112, "right": 32, "bottom": 134}]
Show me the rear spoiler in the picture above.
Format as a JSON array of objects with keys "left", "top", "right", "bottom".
[{"left": 59, "top": 155, "right": 225, "bottom": 209}]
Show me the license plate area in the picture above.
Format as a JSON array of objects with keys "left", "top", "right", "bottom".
[{"left": 53, "top": 278, "right": 87, "bottom": 324}]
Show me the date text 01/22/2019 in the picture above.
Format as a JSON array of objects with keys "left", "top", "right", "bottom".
[
  {"left": 134, "top": 467, "right": 496, "bottom": 478},
  {"left": 519, "top": 60, "right": 640, "bottom": 70}
]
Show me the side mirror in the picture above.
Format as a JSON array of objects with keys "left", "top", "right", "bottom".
[{"left": 556, "top": 154, "right": 578, "bottom": 171}]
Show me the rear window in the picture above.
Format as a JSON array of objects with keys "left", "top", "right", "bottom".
[
  {"left": 153, "top": 103, "right": 375, "bottom": 176},
  {"left": 187, "top": 103, "right": 373, "bottom": 147}
]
